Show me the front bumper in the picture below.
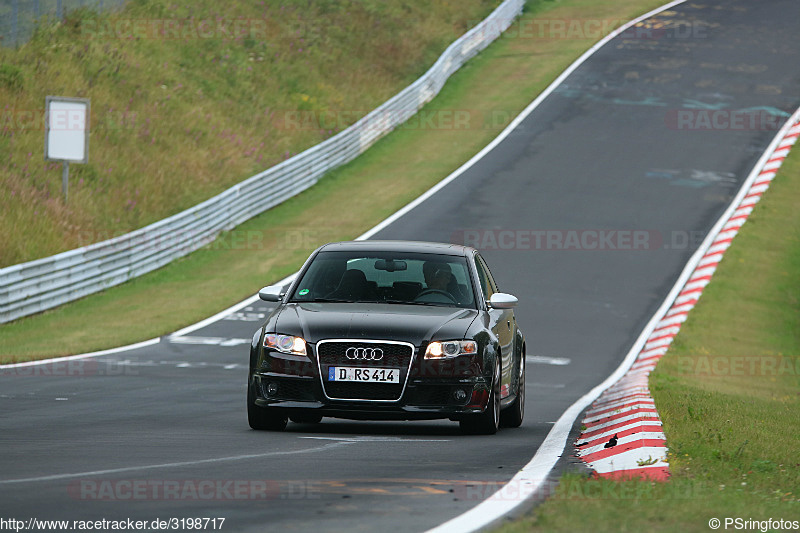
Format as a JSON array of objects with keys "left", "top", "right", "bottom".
[{"left": 251, "top": 372, "right": 491, "bottom": 420}]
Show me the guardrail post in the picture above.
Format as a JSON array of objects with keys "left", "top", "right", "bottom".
[{"left": 62, "top": 161, "right": 69, "bottom": 202}]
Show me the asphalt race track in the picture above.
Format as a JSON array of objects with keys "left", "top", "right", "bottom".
[{"left": 2, "top": 1, "right": 799, "bottom": 531}]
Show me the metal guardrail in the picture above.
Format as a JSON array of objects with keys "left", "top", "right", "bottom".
[{"left": 0, "top": 0, "right": 524, "bottom": 324}]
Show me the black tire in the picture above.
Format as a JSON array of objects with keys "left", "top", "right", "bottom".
[
  {"left": 500, "top": 356, "right": 524, "bottom": 428},
  {"left": 289, "top": 413, "right": 324, "bottom": 424},
  {"left": 247, "top": 383, "right": 288, "bottom": 431},
  {"left": 460, "top": 359, "right": 500, "bottom": 435}
]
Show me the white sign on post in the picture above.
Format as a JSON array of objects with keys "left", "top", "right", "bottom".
[{"left": 45, "top": 96, "right": 90, "bottom": 201}]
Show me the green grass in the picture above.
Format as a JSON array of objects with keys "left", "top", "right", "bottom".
[
  {"left": 497, "top": 138, "right": 800, "bottom": 531},
  {"left": 0, "top": 0, "right": 500, "bottom": 267},
  {"left": 0, "top": 0, "right": 671, "bottom": 361}
]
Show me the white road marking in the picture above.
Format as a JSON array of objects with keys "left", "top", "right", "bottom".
[
  {"left": 168, "top": 336, "right": 250, "bottom": 346},
  {"left": 96, "top": 359, "right": 246, "bottom": 370},
  {"left": 526, "top": 355, "right": 571, "bottom": 366},
  {"left": 169, "top": 277, "right": 294, "bottom": 338},
  {"left": 171, "top": 362, "right": 246, "bottom": 370},
  {"left": 0, "top": 442, "right": 354, "bottom": 485},
  {"left": 223, "top": 312, "right": 266, "bottom": 322},
  {"left": 529, "top": 382, "right": 566, "bottom": 389},
  {"left": 0, "top": 339, "right": 161, "bottom": 370}
]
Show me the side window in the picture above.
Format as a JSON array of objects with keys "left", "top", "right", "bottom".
[
  {"left": 482, "top": 257, "right": 500, "bottom": 294},
  {"left": 474, "top": 255, "right": 496, "bottom": 302}
]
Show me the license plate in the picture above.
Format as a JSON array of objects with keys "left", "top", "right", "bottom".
[{"left": 328, "top": 366, "right": 400, "bottom": 383}]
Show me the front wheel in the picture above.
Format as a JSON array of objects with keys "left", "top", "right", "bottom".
[
  {"left": 459, "top": 360, "right": 500, "bottom": 435},
  {"left": 247, "top": 382, "right": 288, "bottom": 431},
  {"left": 500, "top": 356, "right": 524, "bottom": 428}
]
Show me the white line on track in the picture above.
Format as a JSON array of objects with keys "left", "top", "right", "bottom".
[
  {"left": 222, "top": 312, "right": 267, "bottom": 322},
  {"left": 90, "top": 359, "right": 245, "bottom": 370},
  {"left": 526, "top": 355, "right": 571, "bottom": 366},
  {"left": 168, "top": 336, "right": 251, "bottom": 346},
  {"left": 0, "top": 442, "right": 354, "bottom": 485},
  {"left": 529, "top": 382, "right": 566, "bottom": 389},
  {"left": 0, "top": 339, "right": 161, "bottom": 370}
]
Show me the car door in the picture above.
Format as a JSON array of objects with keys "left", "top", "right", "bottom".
[{"left": 474, "top": 254, "right": 515, "bottom": 399}]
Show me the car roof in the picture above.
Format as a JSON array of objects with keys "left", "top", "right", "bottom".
[{"left": 317, "top": 240, "right": 475, "bottom": 257}]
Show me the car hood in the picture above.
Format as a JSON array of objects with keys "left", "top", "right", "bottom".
[{"left": 274, "top": 302, "right": 479, "bottom": 346}]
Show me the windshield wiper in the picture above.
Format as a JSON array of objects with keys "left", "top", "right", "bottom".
[
  {"left": 305, "top": 298, "right": 357, "bottom": 303},
  {"left": 381, "top": 299, "right": 442, "bottom": 306}
]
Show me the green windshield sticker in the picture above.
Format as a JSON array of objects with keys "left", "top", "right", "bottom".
[{"left": 299, "top": 289, "right": 310, "bottom": 296}]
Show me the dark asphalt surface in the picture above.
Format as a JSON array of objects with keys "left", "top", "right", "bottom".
[{"left": 2, "top": 1, "right": 799, "bottom": 531}]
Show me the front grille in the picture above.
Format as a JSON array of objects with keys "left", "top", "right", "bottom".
[
  {"left": 317, "top": 341, "right": 412, "bottom": 366},
  {"left": 316, "top": 340, "right": 414, "bottom": 402}
]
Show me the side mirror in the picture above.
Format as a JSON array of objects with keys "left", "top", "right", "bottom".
[
  {"left": 489, "top": 292, "right": 518, "bottom": 309},
  {"left": 258, "top": 285, "right": 284, "bottom": 302}
]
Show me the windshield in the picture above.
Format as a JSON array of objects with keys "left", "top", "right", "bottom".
[{"left": 289, "top": 251, "right": 476, "bottom": 308}]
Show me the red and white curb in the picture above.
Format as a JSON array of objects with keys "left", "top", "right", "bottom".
[{"left": 575, "top": 115, "right": 800, "bottom": 481}]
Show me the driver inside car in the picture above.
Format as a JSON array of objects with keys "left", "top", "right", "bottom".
[{"left": 418, "top": 261, "right": 455, "bottom": 303}]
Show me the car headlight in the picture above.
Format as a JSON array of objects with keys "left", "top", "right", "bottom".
[
  {"left": 425, "top": 340, "right": 477, "bottom": 359},
  {"left": 264, "top": 333, "right": 307, "bottom": 356}
]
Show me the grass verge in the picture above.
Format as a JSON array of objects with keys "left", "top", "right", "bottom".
[
  {"left": 497, "top": 138, "right": 800, "bottom": 530},
  {"left": 0, "top": 0, "right": 669, "bottom": 361}
]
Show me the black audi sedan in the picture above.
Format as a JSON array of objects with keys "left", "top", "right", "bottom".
[{"left": 247, "top": 241, "right": 525, "bottom": 434}]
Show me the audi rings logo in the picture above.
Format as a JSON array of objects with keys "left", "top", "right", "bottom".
[{"left": 345, "top": 347, "right": 384, "bottom": 361}]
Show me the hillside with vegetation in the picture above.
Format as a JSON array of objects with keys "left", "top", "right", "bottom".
[{"left": 0, "top": 0, "right": 499, "bottom": 267}]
